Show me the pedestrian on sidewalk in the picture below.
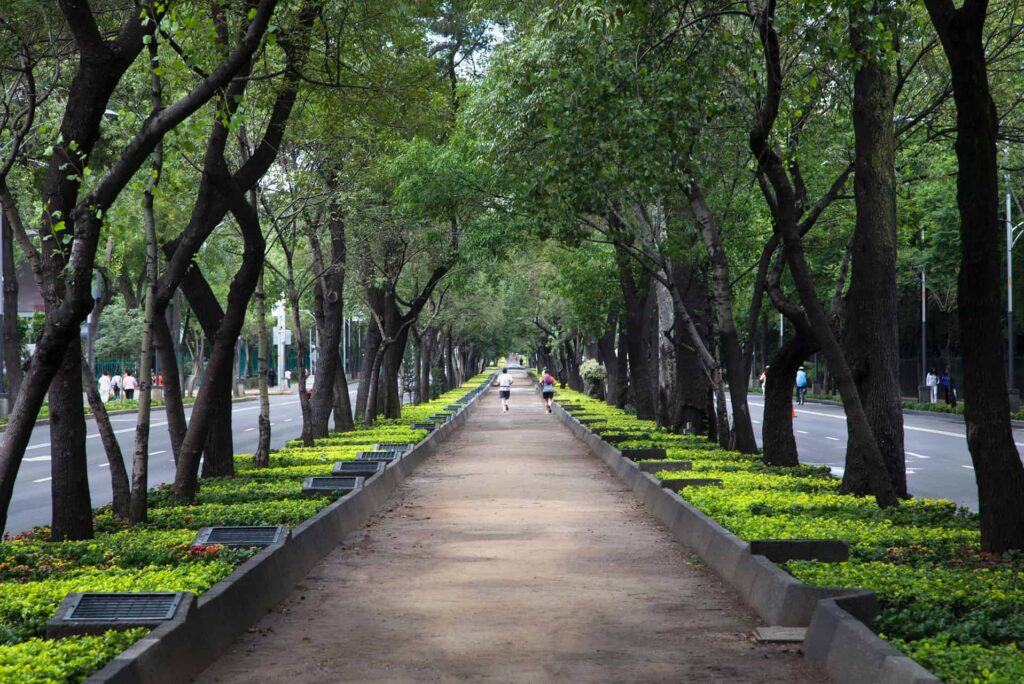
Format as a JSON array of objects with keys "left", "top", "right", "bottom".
[
  {"left": 285, "top": 368, "right": 292, "bottom": 389},
  {"left": 111, "top": 371, "right": 122, "bottom": 401},
  {"left": 497, "top": 367, "right": 513, "bottom": 411},
  {"left": 268, "top": 366, "right": 277, "bottom": 388},
  {"left": 926, "top": 367, "right": 938, "bottom": 403},
  {"left": 941, "top": 369, "right": 951, "bottom": 405},
  {"left": 98, "top": 371, "right": 112, "bottom": 403},
  {"left": 795, "top": 366, "right": 808, "bottom": 405},
  {"left": 540, "top": 369, "right": 557, "bottom": 413},
  {"left": 758, "top": 365, "right": 768, "bottom": 391},
  {"left": 123, "top": 370, "right": 138, "bottom": 401}
]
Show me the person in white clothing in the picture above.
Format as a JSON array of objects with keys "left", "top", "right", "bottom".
[
  {"left": 497, "top": 367, "right": 513, "bottom": 412},
  {"left": 98, "top": 372, "right": 112, "bottom": 403},
  {"left": 925, "top": 367, "right": 938, "bottom": 403},
  {"left": 122, "top": 371, "right": 138, "bottom": 401},
  {"left": 284, "top": 369, "right": 292, "bottom": 389}
]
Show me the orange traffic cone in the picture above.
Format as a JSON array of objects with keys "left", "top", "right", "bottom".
[{"left": 792, "top": 403, "right": 796, "bottom": 418}]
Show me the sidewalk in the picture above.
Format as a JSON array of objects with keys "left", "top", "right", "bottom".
[{"left": 197, "top": 371, "right": 823, "bottom": 683}]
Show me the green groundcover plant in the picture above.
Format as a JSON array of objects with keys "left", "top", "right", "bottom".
[
  {"left": 0, "top": 371, "right": 494, "bottom": 683},
  {"left": 552, "top": 387, "right": 1024, "bottom": 684}
]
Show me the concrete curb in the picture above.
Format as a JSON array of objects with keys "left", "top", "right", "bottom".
[
  {"left": 87, "top": 380, "right": 491, "bottom": 684},
  {"left": 552, "top": 402, "right": 940, "bottom": 684}
]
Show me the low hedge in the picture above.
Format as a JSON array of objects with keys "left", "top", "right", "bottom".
[
  {"left": 0, "top": 370, "right": 494, "bottom": 682},
  {"left": 552, "top": 387, "right": 1024, "bottom": 684}
]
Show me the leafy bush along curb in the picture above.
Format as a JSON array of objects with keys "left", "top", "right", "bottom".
[
  {"left": 548, "top": 388, "right": 1022, "bottom": 684},
  {"left": 0, "top": 371, "right": 495, "bottom": 684}
]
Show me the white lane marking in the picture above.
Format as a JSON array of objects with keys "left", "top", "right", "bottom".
[
  {"left": 751, "top": 419, "right": 761, "bottom": 424},
  {"left": 750, "top": 401, "right": 978, "bottom": 441},
  {"left": 98, "top": 463, "right": 109, "bottom": 468},
  {"left": 24, "top": 455, "right": 50, "bottom": 462},
  {"left": 33, "top": 476, "right": 51, "bottom": 483},
  {"left": 797, "top": 430, "right": 809, "bottom": 434},
  {"left": 906, "top": 451, "right": 931, "bottom": 459},
  {"left": 149, "top": 450, "right": 165, "bottom": 456},
  {"left": 962, "top": 465, "right": 975, "bottom": 470},
  {"left": 826, "top": 436, "right": 840, "bottom": 441},
  {"left": 18, "top": 398, "right": 297, "bottom": 452},
  {"left": 906, "top": 468, "right": 918, "bottom": 474},
  {"left": 245, "top": 428, "right": 255, "bottom": 432}
]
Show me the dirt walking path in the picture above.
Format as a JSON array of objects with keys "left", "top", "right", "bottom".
[{"left": 197, "top": 371, "right": 824, "bottom": 683}]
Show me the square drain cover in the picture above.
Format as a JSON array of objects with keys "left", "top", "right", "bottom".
[
  {"left": 333, "top": 460, "right": 385, "bottom": 477},
  {"left": 356, "top": 450, "right": 401, "bottom": 463},
  {"left": 66, "top": 592, "right": 183, "bottom": 621},
  {"left": 374, "top": 442, "right": 413, "bottom": 452},
  {"left": 410, "top": 422, "right": 437, "bottom": 431},
  {"left": 302, "top": 476, "right": 364, "bottom": 496},
  {"left": 193, "top": 526, "right": 286, "bottom": 548}
]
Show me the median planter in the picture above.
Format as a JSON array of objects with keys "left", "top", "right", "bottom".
[
  {"left": 550, "top": 394, "right": 946, "bottom": 684},
  {"left": 80, "top": 372, "right": 494, "bottom": 684}
]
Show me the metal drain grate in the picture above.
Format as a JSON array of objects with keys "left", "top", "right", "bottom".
[
  {"left": 444, "top": 405, "right": 462, "bottom": 412},
  {"left": 332, "top": 460, "right": 385, "bottom": 477},
  {"left": 301, "top": 476, "right": 364, "bottom": 496},
  {"left": 428, "top": 414, "right": 451, "bottom": 422},
  {"left": 193, "top": 526, "right": 285, "bottom": 548},
  {"left": 410, "top": 422, "right": 437, "bottom": 431},
  {"left": 374, "top": 442, "right": 413, "bottom": 452},
  {"left": 356, "top": 450, "right": 401, "bottom": 463},
  {"left": 66, "top": 593, "right": 183, "bottom": 621}
]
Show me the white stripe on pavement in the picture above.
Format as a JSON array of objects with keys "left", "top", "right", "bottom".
[
  {"left": 24, "top": 455, "right": 50, "bottom": 462},
  {"left": 906, "top": 451, "right": 931, "bottom": 459},
  {"left": 33, "top": 477, "right": 51, "bottom": 483}
]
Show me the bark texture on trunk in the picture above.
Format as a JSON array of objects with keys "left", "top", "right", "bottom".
[
  {"left": 178, "top": 264, "right": 235, "bottom": 476},
  {"left": 354, "top": 320, "right": 381, "bottom": 420},
  {"left": 926, "top": 0, "right": 1024, "bottom": 551},
  {"left": 154, "top": 314, "right": 187, "bottom": 463},
  {"left": 843, "top": 7, "right": 907, "bottom": 497},
  {"left": 253, "top": 269, "right": 271, "bottom": 467},
  {"left": 49, "top": 340, "right": 92, "bottom": 540},
  {"left": 1, "top": 206, "right": 21, "bottom": 405},
  {"left": 763, "top": 332, "right": 818, "bottom": 467}
]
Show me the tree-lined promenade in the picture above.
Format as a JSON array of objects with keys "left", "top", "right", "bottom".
[{"left": 0, "top": 1, "right": 1023, "bottom": 682}]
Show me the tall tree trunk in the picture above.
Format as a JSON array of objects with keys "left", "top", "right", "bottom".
[
  {"left": 687, "top": 181, "right": 758, "bottom": 452},
  {"left": 616, "top": 247, "right": 658, "bottom": 419},
  {"left": 842, "top": 6, "right": 907, "bottom": 497},
  {"left": 332, "top": 362, "right": 352, "bottom": 432},
  {"left": 307, "top": 199, "right": 348, "bottom": 436},
  {"left": 80, "top": 360, "right": 130, "bottom": 519},
  {"left": 656, "top": 281, "right": 679, "bottom": 428},
  {"left": 354, "top": 319, "right": 381, "bottom": 421},
  {"left": 253, "top": 269, "right": 271, "bottom": 467},
  {"left": 130, "top": 38, "right": 163, "bottom": 523},
  {"left": 154, "top": 314, "right": 187, "bottom": 463},
  {"left": 49, "top": 340, "right": 92, "bottom": 540},
  {"left": 748, "top": 3, "right": 898, "bottom": 508},
  {"left": 1, "top": 204, "right": 21, "bottom": 405},
  {"left": 172, "top": 192, "right": 265, "bottom": 501},
  {"left": 288, "top": 289, "right": 313, "bottom": 446},
  {"left": 925, "top": 0, "right": 1024, "bottom": 551},
  {"left": 763, "top": 331, "right": 818, "bottom": 467},
  {"left": 363, "top": 341, "right": 387, "bottom": 426},
  {"left": 178, "top": 265, "right": 235, "bottom": 476}
]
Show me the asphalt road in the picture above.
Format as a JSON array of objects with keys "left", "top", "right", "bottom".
[
  {"left": 745, "top": 397, "right": 1024, "bottom": 512},
  {"left": 5, "top": 386, "right": 359, "bottom": 536}
]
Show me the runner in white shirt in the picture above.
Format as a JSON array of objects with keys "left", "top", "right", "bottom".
[{"left": 497, "top": 367, "right": 513, "bottom": 412}]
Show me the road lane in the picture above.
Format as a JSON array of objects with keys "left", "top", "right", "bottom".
[
  {"left": 745, "top": 398, "right": 1024, "bottom": 512},
  {"left": 6, "top": 384, "right": 360, "bottom": 535}
]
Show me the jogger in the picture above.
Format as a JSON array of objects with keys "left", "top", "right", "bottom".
[
  {"left": 498, "top": 367, "right": 513, "bottom": 411},
  {"left": 541, "top": 370, "right": 557, "bottom": 413}
]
